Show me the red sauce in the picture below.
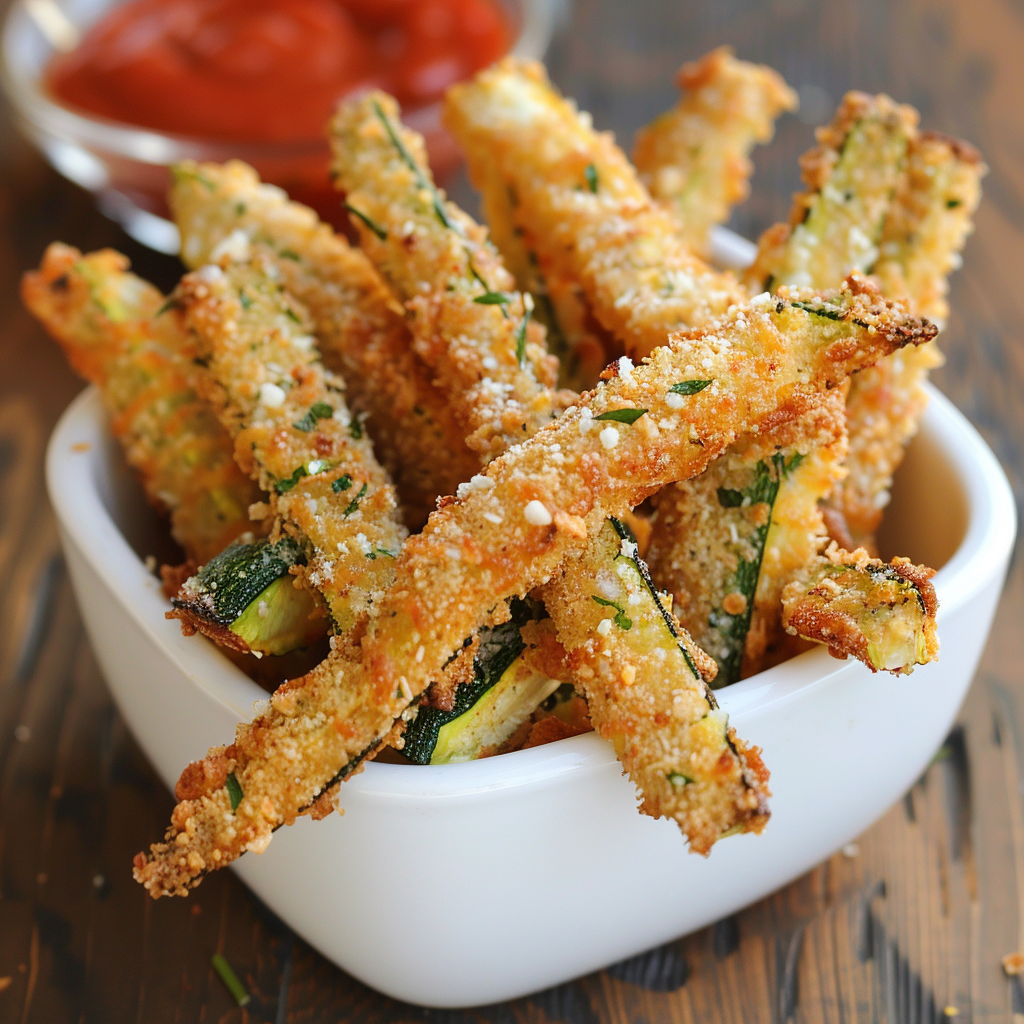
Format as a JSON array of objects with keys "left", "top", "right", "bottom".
[{"left": 46, "top": 0, "right": 512, "bottom": 144}]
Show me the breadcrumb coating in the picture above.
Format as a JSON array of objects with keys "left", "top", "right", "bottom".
[
  {"left": 835, "top": 133, "right": 985, "bottom": 542},
  {"left": 748, "top": 91, "right": 918, "bottom": 292},
  {"left": 329, "top": 91, "right": 569, "bottom": 460},
  {"left": 169, "top": 160, "right": 477, "bottom": 529},
  {"left": 547, "top": 518, "right": 766, "bottom": 854},
  {"left": 444, "top": 59, "right": 746, "bottom": 359},
  {"left": 134, "top": 276, "right": 935, "bottom": 896},
  {"left": 21, "top": 244, "right": 261, "bottom": 564},
  {"left": 781, "top": 543, "right": 938, "bottom": 673},
  {"left": 634, "top": 46, "right": 797, "bottom": 256},
  {"left": 177, "top": 255, "right": 406, "bottom": 633}
]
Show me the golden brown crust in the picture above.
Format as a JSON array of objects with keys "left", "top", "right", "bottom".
[
  {"left": 21, "top": 244, "right": 262, "bottom": 564},
  {"left": 134, "top": 276, "right": 934, "bottom": 897},
  {"left": 170, "top": 160, "right": 478, "bottom": 528},
  {"left": 634, "top": 46, "right": 797, "bottom": 254}
]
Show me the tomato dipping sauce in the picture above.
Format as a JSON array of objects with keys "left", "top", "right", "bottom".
[{"left": 44, "top": 0, "right": 514, "bottom": 224}]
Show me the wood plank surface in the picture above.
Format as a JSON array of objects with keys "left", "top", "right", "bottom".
[{"left": 1, "top": 0, "right": 1022, "bottom": 1020}]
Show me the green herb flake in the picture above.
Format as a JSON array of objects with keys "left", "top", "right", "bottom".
[
  {"left": 584, "top": 163, "right": 599, "bottom": 193},
  {"left": 234, "top": 202, "right": 246, "bottom": 216},
  {"left": 591, "top": 595, "right": 632, "bottom": 630},
  {"left": 367, "top": 544, "right": 396, "bottom": 560},
  {"left": 514, "top": 293, "right": 534, "bottom": 367},
  {"left": 332, "top": 473, "right": 353, "bottom": 493},
  {"left": 284, "top": 307, "right": 302, "bottom": 325},
  {"left": 154, "top": 296, "right": 180, "bottom": 317},
  {"left": 344, "top": 201, "right": 388, "bottom": 241},
  {"left": 594, "top": 407, "right": 648, "bottom": 425},
  {"left": 211, "top": 952, "right": 250, "bottom": 1007},
  {"left": 238, "top": 291, "right": 252, "bottom": 311},
  {"left": 274, "top": 465, "right": 308, "bottom": 493},
  {"left": 293, "top": 402, "right": 334, "bottom": 432},
  {"left": 717, "top": 487, "right": 745, "bottom": 508},
  {"left": 473, "top": 291, "right": 512, "bottom": 306},
  {"left": 667, "top": 771, "right": 694, "bottom": 787},
  {"left": 344, "top": 482, "right": 368, "bottom": 517},
  {"left": 348, "top": 418, "right": 364, "bottom": 440},
  {"left": 279, "top": 248, "right": 301, "bottom": 261},
  {"left": 669, "top": 379, "right": 713, "bottom": 396},
  {"left": 225, "top": 772, "right": 243, "bottom": 812},
  {"left": 946, "top": 198, "right": 963, "bottom": 209}
]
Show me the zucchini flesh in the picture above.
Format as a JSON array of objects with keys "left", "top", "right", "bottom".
[
  {"left": 171, "top": 537, "right": 327, "bottom": 656},
  {"left": 403, "top": 599, "right": 559, "bottom": 765},
  {"left": 781, "top": 554, "right": 938, "bottom": 674}
]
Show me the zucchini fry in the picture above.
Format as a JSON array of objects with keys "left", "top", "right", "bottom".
[
  {"left": 443, "top": 58, "right": 746, "bottom": 360},
  {"left": 177, "top": 255, "right": 406, "bottom": 634},
  {"left": 22, "top": 244, "right": 261, "bottom": 564},
  {"left": 329, "top": 92, "right": 568, "bottom": 460},
  {"left": 834, "top": 133, "right": 985, "bottom": 543},
  {"left": 546, "top": 518, "right": 768, "bottom": 853},
  {"left": 747, "top": 91, "right": 918, "bottom": 292},
  {"left": 781, "top": 544, "right": 938, "bottom": 673},
  {"left": 334, "top": 92, "right": 770, "bottom": 847},
  {"left": 646, "top": 387, "right": 847, "bottom": 684},
  {"left": 633, "top": 47, "right": 797, "bottom": 255},
  {"left": 134, "top": 277, "right": 935, "bottom": 897},
  {"left": 169, "top": 160, "right": 478, "bottom": 529}
]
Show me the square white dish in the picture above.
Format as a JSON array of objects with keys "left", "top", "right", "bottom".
[{"left": 47, "top": 372, "right": 1015, "bottom": 1008}]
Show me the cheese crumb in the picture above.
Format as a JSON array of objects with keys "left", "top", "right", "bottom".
[
  {"left": 578, "top": 407, "right": 594, "bottom": 435},
  {"left": 596, "top": 618, "right": 612, "bottom": 636},
  {"left": 599, "top": 426, "right": 619, "bottom": 450},
  {"left": 618, "top": 355, "right": 635, "bottom": 384},
  {"left": 665, "top": 391, "right": 685, "bottom": 409},
  {"left": 259, "top": 382, "right": 286, "bottom": 408},
  {"left": 210, "top": 229, "right": 251, "bottom": 263},
  {"left": 524, "top": 500, "right": 553, "bottom": 526}
]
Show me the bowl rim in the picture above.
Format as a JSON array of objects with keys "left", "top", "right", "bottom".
[
  {"left": 1, "top": 0, "right": 558, "bottom": 165},
  {"left": 46, "top": 373, "right": 1018, "bottom": 799}
]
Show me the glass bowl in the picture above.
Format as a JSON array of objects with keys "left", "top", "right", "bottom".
[{"left": 1, "top": 0, "right": 558, "bottom": 253}]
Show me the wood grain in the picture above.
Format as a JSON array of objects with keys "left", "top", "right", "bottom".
[{"left": 0, "top": 0, "right": 1022, "bottom": 1020}]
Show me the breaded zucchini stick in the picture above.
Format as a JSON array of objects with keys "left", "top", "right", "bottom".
[
  {"left": 833, "top": 133, "right": 985, "bottom": 543},
  {"left": 444, "top": 58, "right": 746, "bottom": 360},
  {"left": 329, "top": 92, "right": 567, "bottom": 460},
  {"left": 646, "top": 386, "right": 847, "bottom": 684},
  {"left": 177, "top": 255, "right": 406, "bottom": 634},
  {"left": 633, "top": 47, "right": 797, "bottom": 255},
  {"left": 747, "top": 91, "right": 918, "bottom": 292},
  {"left": 22, "top": 244, "right": 261, "bottom": 565},
  {"left": 782, "top": 544, "right": 938, "bottom": 673},
  {"left": 169, "top": 160, "right": 478, "bottom": 529},
  {"left": 547, "top": 518, "right": 768, "bottom": 853},
  {"left": 134, "top": 277, "right": 935, "bottom": 896},
  {"left": 332, "top": 94, "right": 769, "bottom": 847}
]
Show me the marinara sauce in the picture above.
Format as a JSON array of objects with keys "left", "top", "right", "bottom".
[{"left": 45, "top": 0, "right": 513, "bottom": 221}]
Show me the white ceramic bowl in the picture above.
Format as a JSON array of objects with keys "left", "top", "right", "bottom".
[{"left": 47, "top": 376, "right": 1015, "bottom": 1007}]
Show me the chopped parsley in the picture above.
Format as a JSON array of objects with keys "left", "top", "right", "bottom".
[
  {"left": 670, "top": 379, "right": 713, "bottom": 395},
  {"left": 367, "top": 544, "right": 396, "bottom": 560},
  {"left": 238, "top": 291, "right": 252, "bottom": 310},
  {"left": 279, "top": 248, "right": 301, "bottom": 261},
  {"left": 514, "top": 293, "right": 534, "bottom": 366},
  {"left": 344, "top": 482, "right": 368, "bottom": 517},
  {"left": 332, "top": 473, "right": 353, "bottom": 493},
  {"left": 594, "top": 407, "right": 647, "bottom": 425},
  {"left": 293, "top": 402, "right": 334, "bottom": 432},
  {"left": 284, "top": 307, "right": 302, "bottom": 325},
  {"left": 275, "top": 465, "right": 308, "bottom": 493},
  {"left": 474, "top": 291, "right": 512, "bottom": 307},
  {"left": 225, "top": 772, "right": 243, "bottom": 812},
  {"left": 592, "top": 595, "right": 632, "bottom": 630},
  {"left": 211, "top": 952, "right": 250, "bottom": 1007},
  {"left": 946, "top": 198, "right": 963, "bottom": 209},
  {"left": 348, "top": 418, "right": 364, "bottom": 440},
  {"left": 344, "top": 201, "right": 388, "bottom": 241},
  {"left": 155, "top": 296, "right": 180, "bottom": 317},
  {"left": 584, "top": 163, "right": 599, "bottom": 193}
]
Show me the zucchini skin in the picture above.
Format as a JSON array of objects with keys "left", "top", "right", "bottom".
[
  {"left": 169, "top": 537, "right": 327, "bottom": 656},
  {"left": 403, "top": 598, "right": 539, "bottom": 764}
]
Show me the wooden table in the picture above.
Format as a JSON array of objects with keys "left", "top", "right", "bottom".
[{"left": 1, "top": 0, "right": 1022, "bottom": 1019}]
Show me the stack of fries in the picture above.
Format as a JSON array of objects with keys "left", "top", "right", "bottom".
[{"left": 22, "top": 50, "right": 983, "bottom": 898}]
